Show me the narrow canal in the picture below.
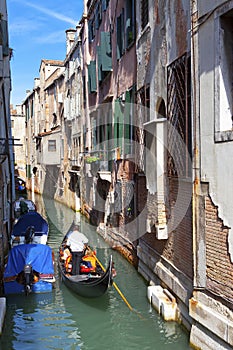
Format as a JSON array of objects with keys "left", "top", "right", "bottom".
[{"left": 0, "top": 194, "right": 192, "bottom": 350}]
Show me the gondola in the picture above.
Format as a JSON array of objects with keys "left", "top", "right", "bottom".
[
  {"left": 58, "top": 224, "right": 113, "bottom": 298},
  {"left": 11, "top": 211, "right": 49, "bottom": 246},
  {"left": 3, "top": 243, "right": 55, "bottom": 295}
]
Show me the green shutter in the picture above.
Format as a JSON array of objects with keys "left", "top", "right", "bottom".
[
  {"left": 114, "top": 100, "right": 119, "bottom": 148},
  {"left": 26, "top": 164, "right": 31, "bottom": 178},
  {"left": 116, "top": 16, "right": 122, "bottom": 60},
  {"left": 91, "top": 61, "right": 97, "bottom": 92},
  {"left": 97, "top": 46, "right": 102, "bottom": 82},
  {"left": 124, "top": 91, "right": 131, "bottom": 154},
  {"left": 101, "top": 32, "right": 112, "bottom": 71},
  {"left": 88, "top": 61, "right": 97, "bottom": 93},
  {"left": 114, "top": 99, "right": 124, "bottom": 151}
]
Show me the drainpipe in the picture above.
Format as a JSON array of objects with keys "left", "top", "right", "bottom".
[
  {"left": 83, "top": 0, "right": 91, "bottom": 151},
  {"left": 191, "top": 1, "right": 206, "bottom": 290}
]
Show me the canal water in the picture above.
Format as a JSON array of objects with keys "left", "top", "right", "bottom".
[{"left": 0, "top": 194, "right": 192, "bottom": 350}]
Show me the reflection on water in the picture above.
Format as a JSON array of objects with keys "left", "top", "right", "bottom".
[{"left": 0, "top": 193, "right": 192, "bottom": 350}]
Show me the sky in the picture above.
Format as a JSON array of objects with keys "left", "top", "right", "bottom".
[{"left": 7, "top": 0, "right": 84, "bottom": 106}]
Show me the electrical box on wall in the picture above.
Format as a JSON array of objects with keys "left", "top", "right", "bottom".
[{"left": 156, "top": 225, "right": 168, "bottom": 240}]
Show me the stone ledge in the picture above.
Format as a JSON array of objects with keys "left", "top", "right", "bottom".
[{"left": 189, "top": 296, "right": 233, "bottom": 346}]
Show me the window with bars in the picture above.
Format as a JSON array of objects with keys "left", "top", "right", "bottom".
[
  {"left": 167, "top": 54, "right": 192, "bottom": 178},
  {"left": 141, "top": 0, "right": 149, "bottom": 30},
  {"left": 137, "top": 85, "right": 150, "bottom": 123}
]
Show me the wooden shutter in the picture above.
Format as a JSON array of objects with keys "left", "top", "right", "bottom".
[
  {"left": 101, "top": 32, "right": 112, "bottom": 71},
  {"left": 88, "top": 61, "right": 97, "bottom": 93}
]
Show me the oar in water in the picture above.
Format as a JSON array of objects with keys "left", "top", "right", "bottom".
[
  {"left": 94, "top": 253, "right": 134, "bottom": 311},
  {"left": 87, "top": 248, "right": 143, "bottom": 317}
]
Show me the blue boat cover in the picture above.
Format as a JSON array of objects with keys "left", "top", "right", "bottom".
[
  {"left": 4, "top": 244, "right": 54, "bottom": 277},
  {"left": 12, "top": 212, "right": 48, "bottom": 236}
]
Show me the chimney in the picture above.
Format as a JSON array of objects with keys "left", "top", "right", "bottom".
[{"left": 66, "top": 28, "right": 76, "bottom": 54}]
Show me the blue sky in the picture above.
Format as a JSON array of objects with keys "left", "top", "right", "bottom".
[{"left": 7, "top": 0, "right": 83, "bottom": 106}]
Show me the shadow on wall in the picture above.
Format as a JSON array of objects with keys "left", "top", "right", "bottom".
[{"left": 43, "top": 165, "right": 60, "bottom": 199}]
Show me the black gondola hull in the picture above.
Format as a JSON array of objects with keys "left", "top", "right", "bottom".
[
  {"left": 58, "top": 258, "right": 112, "bottom": 298},
  {"left": 58, "top": 224, "right": 113, "bottom": 298}
]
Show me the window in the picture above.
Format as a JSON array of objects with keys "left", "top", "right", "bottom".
[
  {"left": 48, "top": 140, "right": 56, "bottom": 152},
  {"left": 215, "top": 9, "right": 233, "bottom": 141},
  {"left": 117, "top": 11, "right": 125, "bottom": 59},
  {"left": 126, "top": 0, "right": 135, "bottom": 48},
  {"left": 88, "top": 17, "right": 95, "bottom": 42},
  {"left": 117, "top": 1, "right": 135, "bottom": 59},
  {"left": 141, "top": 0, "right": 149, "bottom": 30},
  {"left": 167, "top": 54, "right": 191, "bottom": 178},
  {"left": 137, "top": 85, "right": 150, "bottom": 123},
  {"left": 95, "top": 2, "right": 102, "bottom": 29}
]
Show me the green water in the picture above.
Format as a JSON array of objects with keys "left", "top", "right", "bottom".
[{"left": 0, "top": 195, "right": 192, "bottom": 350}]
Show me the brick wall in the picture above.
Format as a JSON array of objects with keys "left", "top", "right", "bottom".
[
  {"left": 205, "top": 196, "right": 233, "bottom": 301},
  {"left": 142, "top": 177, "right": 193, "bottom": 279}
]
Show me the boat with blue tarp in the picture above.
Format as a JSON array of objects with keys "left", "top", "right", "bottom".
[
  {"left": 3, "top": 244, "right": 55, "bottom": 295},
  {"left": 11, "top": 211, "right": 49, "bottom": 246}
]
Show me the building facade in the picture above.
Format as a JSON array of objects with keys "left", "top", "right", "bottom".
[
  {"left": 20, "top": 1, "right": 233, "bottom": 348},
  {"left": 0, "top": 0, "right": 15, "bottom": 289}
]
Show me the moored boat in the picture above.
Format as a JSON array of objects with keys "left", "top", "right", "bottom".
[
  {"left": 3, "top": 243, "right": 55, "bottom": 295},
  {"left": 15, "top": 177, "right": 26, "bottom": 193},
  {"left": 58, "top": 223, "right": 113, "bottom": 298},
  {"left": 11, "top": 211, "right": 49, "bottom": 246},
  {"left": 14, "top": 198, "right": 36, "bottom": 219}
]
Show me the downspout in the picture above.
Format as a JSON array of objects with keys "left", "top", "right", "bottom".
[
  {"left": 83, "top": 0, "right": 91, "bottom": 151},
  {"left": 191, "top": 1, "right": 205, "bottom": 289}
]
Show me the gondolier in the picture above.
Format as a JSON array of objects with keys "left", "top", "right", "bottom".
[{"left": 66, "top": 230, "right": 88, "bottom": 275}]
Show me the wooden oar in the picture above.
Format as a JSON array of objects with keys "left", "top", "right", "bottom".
[
  {"left": 94, "top": 253, "right": 134, "bottom": 311},
  {"left": 87, "top": 248, "right": 143, "bottom": 317}
]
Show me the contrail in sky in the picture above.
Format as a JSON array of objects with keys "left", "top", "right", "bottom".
[{"left": 21, "top": 1, "right": 77, "bottom": 26}]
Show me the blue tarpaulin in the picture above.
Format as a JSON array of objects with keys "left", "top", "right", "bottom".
[
  {"left": 4, "top": 244, "right": 54, "bottom": 277},
  {"left": 12, "top": 212, "right": 49, "bottom": 236}
]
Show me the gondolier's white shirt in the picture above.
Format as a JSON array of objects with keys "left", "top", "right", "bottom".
[{"left": 66, "top": 231, "right": 88, "bottom": 252}]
